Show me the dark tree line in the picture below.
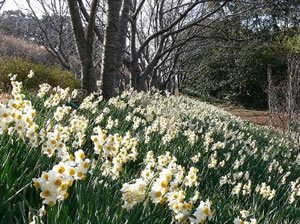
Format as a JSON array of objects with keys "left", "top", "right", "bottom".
[{"left": 184, "top": 0, "right": 300, "bottom": 108}]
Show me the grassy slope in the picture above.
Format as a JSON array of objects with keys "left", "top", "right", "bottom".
[{"left": 0, "top": 88, "right": 300, "bottom": 223}]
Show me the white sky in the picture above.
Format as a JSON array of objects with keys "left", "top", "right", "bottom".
[{"left": 1, "top": 0, "right": 42, "bottom": 15}]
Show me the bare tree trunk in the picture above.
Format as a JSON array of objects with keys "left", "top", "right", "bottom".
[
  {"left": 82, "top": 58, "right": 97, "bottom": 94},
  {"left": 267, "top": 64, "right": 275, "bottom": 128},
  {"left": 67, "top": 0, "right": 99, "bottom": 94},
  {"left": 102, "top": 0, "right": 123, "bottom": 99},
  {"left": 117, "top": 0, "right": 131, "bottom": 92},
  {"left": 287, "top": 53, "right": 300, "bottom": 141},
  {"left": 129, "top": 17, "right": 139, "bottom": 89},
  {"left": 287, "top": 54, "right": 294, "bottom": 134}
]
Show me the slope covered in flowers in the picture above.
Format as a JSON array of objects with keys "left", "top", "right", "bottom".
[{"left": 1, "top": 75, "right": 300, "bottom": 223}]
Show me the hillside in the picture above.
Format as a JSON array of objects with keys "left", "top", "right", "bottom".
[
  {"left": 1, "top": 78, "right": 300, "bottom": 223},
  {"left": 0, "top": 32, "right": 56, "bottom": 65}
]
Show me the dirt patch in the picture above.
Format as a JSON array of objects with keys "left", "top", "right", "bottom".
[{"left": 218, "top": 104, "right": 286, "bottom": 131}]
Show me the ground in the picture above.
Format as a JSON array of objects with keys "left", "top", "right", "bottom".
[{"left": 217, "top": 104, "right": 286, "bottom": 131}]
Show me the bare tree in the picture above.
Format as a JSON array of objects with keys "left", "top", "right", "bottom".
[
  {"left": 0, "top": 0, "right": 5, "bottom": 11},
  {"left": 20, "top": 0, "right": 229, "bottom": 97},
  {"left": 129, "top": 0, "right": 229, "bottom": 91},
  {"left": 26, "top": 0, "right": 79, "bottom": 74}
]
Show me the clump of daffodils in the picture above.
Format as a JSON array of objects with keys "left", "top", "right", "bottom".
[
  {"left": 37, "top": 83, "right": 52, "bottom": 98},
  {"left": 191, "top": 153, "right": 201, "bottom": 164},
  {"left": 255, "top": 182, "right": 276, "bottom": 200},
  {"left": 39, "top": 112, "right": 89, "bottom": 158},
  {"left": 40, "top": 123, "right": 70, "bottom": 158},
  {"left": 28, "top": 70, "right": 35, "bottom": 79},
  {"left": 234, "top": 210, "right": 257, "bottom": 224},
  {"left": 44, "top": 86, "right": 70, "bottom": 108},
  {"left": 91, "top": 127, "right": 138, "bottom": 179},
  {"left": 0, "top": 80, "right": 39, "bottom": 146},
  {"left": 53, "top": 105, "right": 71, "bottom": 122},
  {"left": 69, "top": 114, "right": 89, "bottom": 148},
  {"left": 79, "top": 93, "right": 102, "bottom": 113},
  {"left": 289, "top": 177, "right": 300, "bottom": 203},
  {"left": 33, "top": 150, "right": 90, "bottom": 206},
  {"left": 189, "top": 200, "right": 213, "bottom": 224},
  {"left": 183, "top": 129, "right": 198, "bottom": 146},
  {"left": 120, "top": 178, "right": 147, "bottom": 210},
  {"left": 121, "top": 151, "right": 212, "bottom": 223}
]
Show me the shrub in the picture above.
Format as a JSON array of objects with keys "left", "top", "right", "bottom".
[{"left": 0, "top": 57, "right": 80, "bottom": 91}]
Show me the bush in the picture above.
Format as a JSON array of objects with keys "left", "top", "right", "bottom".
[{"left": 0, "top": 57, "right": 80, "bottom": 91}]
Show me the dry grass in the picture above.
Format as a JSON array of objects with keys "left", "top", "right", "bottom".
[{"left": 0, "top": 32, "right": 56, "bottom": 65}]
